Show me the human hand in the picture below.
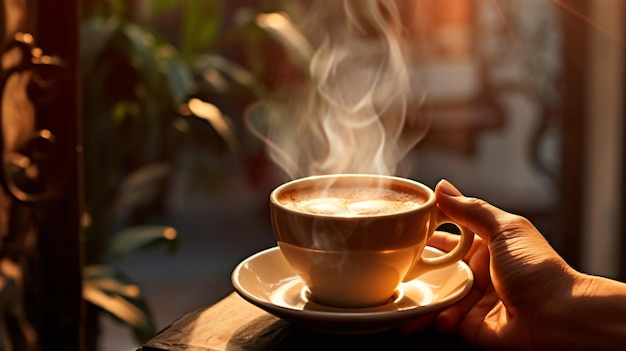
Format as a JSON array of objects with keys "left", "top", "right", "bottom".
[{"left": 403, "top": 179, "right": 586, "bottom": 350}]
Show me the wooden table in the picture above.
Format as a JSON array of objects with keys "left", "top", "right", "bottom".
[{"left": 138, "top": 292, "right": 478, "bottom": 351}]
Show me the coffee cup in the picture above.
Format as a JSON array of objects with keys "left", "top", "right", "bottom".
[{"left": 269, "top": 174, "right": 474, "bottom": 308}]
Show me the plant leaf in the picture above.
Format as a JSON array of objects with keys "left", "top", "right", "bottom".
[
  {"left": 193, "top": 54, "right": 265, "bottom": 97},
  {"left": 121, "top": 23, "right": 161, "bottom": 88},
  {"left": 180, "top": 0, "right": 222, "bottom": 57},
  {"left": 83, "top": 265, "right": 141, "bottom": 298},
  {"left": 158, "top": 46, "right": 194, "bottom": 105},
  {"left": 80, "top": 17, "right": 120, "bottom": 75},
  {"left": 151, "top": 0, "right": 182, "bottom": 13},
  {"left": 83, "top": 265, "right": 155, "bottom": 342},
  {"left": 114, "top": 162, "right": 172, "bottom": 212},
  {"left": 105, "top": 225, "right": 179, "bottom": 260},
  {"left": 186, "top": 98, "right": 240, "bottom": 155},
  {"left": 255, "top": 12, "right": 313, "bottom": 72}
]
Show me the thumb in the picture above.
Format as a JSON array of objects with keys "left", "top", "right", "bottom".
[{"left": 435, "top": 179, "right": 519, "bottom": 244}]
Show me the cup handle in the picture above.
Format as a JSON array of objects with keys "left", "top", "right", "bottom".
[{"left": 402, "top": 210, "right": 474, "bottom": 282}]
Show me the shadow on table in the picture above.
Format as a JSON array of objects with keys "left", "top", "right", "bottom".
[
  {"left": 139, "top": 292, "right": 479, "bottom": 351},
  {"left": 226, "top": 315, "right": 479, "bottom": 351}
]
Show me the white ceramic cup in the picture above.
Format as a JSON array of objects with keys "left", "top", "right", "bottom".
[{"left": 269, "top": 174, "right": 474, "bottom": 308}]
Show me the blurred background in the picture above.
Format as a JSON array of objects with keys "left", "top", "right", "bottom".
[{"left": 0, "top": 0, "right": 624, "bottom": 350}]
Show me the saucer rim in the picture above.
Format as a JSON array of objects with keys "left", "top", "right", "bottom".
[{"left": 231, "top": 246, "right": 474, "bottom": 322}]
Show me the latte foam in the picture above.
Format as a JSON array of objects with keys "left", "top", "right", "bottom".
[{"left": 278, "top": 185, "right": 424, "bottom": 217}]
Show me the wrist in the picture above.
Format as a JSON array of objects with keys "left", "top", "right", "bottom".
[
  {"left": 529, "top": 267, "right": 587, "bottom": 350},
  {"left": 559, "top": 272, "right": 626, "bottom": 350}
]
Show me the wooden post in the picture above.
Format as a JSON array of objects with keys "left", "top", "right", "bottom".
[
  {"left": 33, "top": 0, "right": 84, "bottom": 349},
  {"left": 558, "top": 0, "right": 589, "bottom": 271}
]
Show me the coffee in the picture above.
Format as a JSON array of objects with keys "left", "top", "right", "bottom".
[
  {"left": 270, "top": 174, "right": 474, "bottom": 307},
  {"left": 277, "top": 184, "right": 425, "bottom": 217}
]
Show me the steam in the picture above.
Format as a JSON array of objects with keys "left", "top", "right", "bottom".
[{"left": 248, "top": 0, "right": 428, "bottom": 180}]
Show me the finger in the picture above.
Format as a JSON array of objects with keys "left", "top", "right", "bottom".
[
  {"left": 437, "top": 284, "right": 500, "bottom": 335},
  {"left": 428, "top": 231, "right": 484, "bottom": 264},
  {"left": 456, "top": 290, "right": 503, "bottom": 347},
  {"left": 434, "top": 246, "right": 491, "bottom": 333},
  {"left": 435, "top": 286, "right": 485, "bottom": 333},
  {"left": 435, "top": 180, "right": 519, "bottom": 244},
  {"left": 427, "top": 231, "right": 460, "bottom": 253}
]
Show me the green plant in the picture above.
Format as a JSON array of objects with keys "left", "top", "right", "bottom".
[
  {"left": 80, "top": 14, "right": 189, "bottom": 346},
  {"left": 79, "top": 1, "right": 260, "bottom": 347},
  {"left": 79, "top": 0, "right": 312, "bottom": 347}
]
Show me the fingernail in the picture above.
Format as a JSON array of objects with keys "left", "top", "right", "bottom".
[{"left": 437, "top": 179, "right": 462, "bottom": 197}]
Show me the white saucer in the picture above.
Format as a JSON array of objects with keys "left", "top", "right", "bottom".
[{"left": 231, "top": 246, "right": 473, "bottom": 334}]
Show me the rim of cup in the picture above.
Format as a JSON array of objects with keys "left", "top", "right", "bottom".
[{"left": 270, "top": 173, "right": 436, "bottom": 219}]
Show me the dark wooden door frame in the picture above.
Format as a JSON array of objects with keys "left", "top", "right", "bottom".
[
  {"left": 622, "top": 7, "right": 626, "bottom": 282},
  {"left": 559, "top": 0, "right": 589, "bottom": 272},
  {"left": 0, "top": 0, "right": 86, "bottom": 349},
  {"left": 33, "top": 0, "right": 83, "bottom": 349}
]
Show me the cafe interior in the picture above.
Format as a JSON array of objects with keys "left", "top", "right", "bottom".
[{"left": 0, "top": 0, "right": 624, "bottom": 350}]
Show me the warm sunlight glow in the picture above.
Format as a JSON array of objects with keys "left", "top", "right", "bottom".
[
  {"left": 256, "top": 12, "right": 290, "bottom": 30},
  {"left": 187, "top": 98, "right": 239, "bottom": 154},
  {"left": 551, "top": 0, "right": 625, "bottom": 45},
  {"left": 164, "top": 227, "right": 177, "bottom": 241},
  {"left": 256, "top": 12, "right": 313, "bottom": 69}
]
